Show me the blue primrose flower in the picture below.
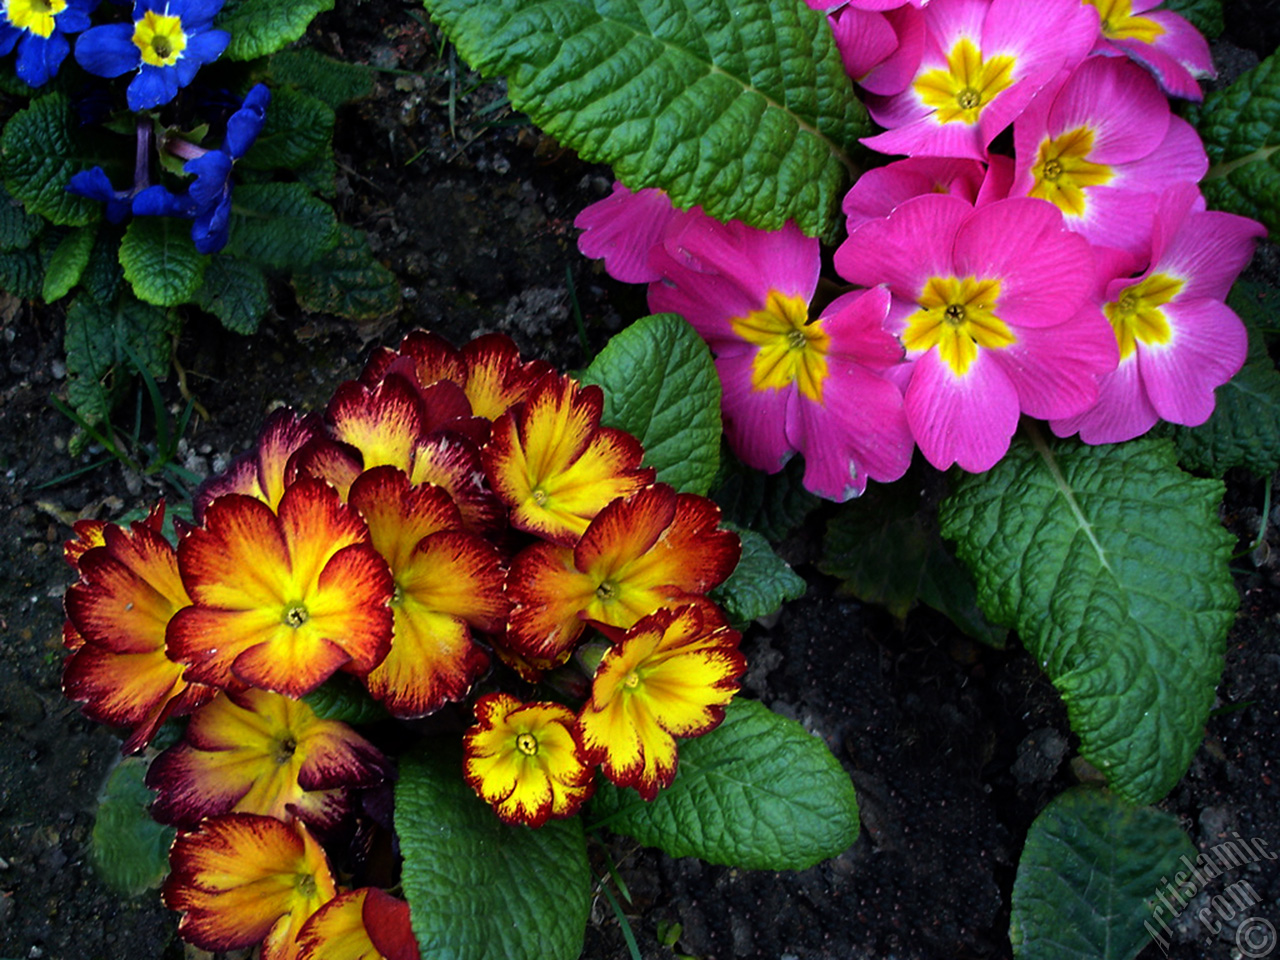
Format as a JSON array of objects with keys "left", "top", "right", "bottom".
[
  {"left": 0, "top": 0, "right": 99, "bottom": 87},
  {"left": 134, "top": 84, "right": 269, "bottom": 254},
  {"left": 66, "top": 165, "right": 138, "bottom": 223},
  {"left": 75, "top": 0, "right": 230, "bottom": 111}
]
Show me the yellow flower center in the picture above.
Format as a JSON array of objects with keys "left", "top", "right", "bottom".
[
  {"left": 132, "top": 9, "right": 187, "bottom": 68},
  {"left": 915, "top": 37, "right": 1017, "bottom": 126},
  {"left": 623, "top": 671, "right": 641, "bottom": 689},
  {"left": 272, "top": 736, "right": 298, "bottom": 766},
  {"left": 729, "top": 290, "right": 829, "bottom": 402},
  {"left": 515, "top": 732, "right": 539, "bottom": 756},
  {"left": 903, "top": 276, "right": 1015, "bottom": 376},
  {"left": 595, "top": 580, "right": 618, "bottom": 601},
  {"left": 283, "top": 604, "right": 309, "bottom": 628},
  {"left": 1083, "top": 0, "right": 1165, "bottom": 43},
  {"left": 1029, "top": 126, "right": 1114, "bottom": 218},
  {"left": 1104, "top": 272, "right": 1182, "bottom": 359},
  {"left": 5, "top": 0, "right": 67, "bottom": 38}
]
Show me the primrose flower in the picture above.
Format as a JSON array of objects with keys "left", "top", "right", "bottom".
[
  {"left": 1051, "top": 184, "right": 1265, "bottom": 444},
  {"left": 463, "top": 693, "right": 595, "bottom": 827},
  {"left": 164, "top": 813, "right": 336, "bottom": 960},
  {"left": 194, "top": 407, "right": 322, "bottom": 522},
  {"left": 861, "top": 0, "right": 1097, "bottom": 160},
  {"left": 168, "top": 479, "right": 394, "bottom": 697},
  {"left": 297, "top": 888, "right": 420, "bottom": 960},
  {"left": 1012, "top": 55, "right": 1207, "bottom": 258},
  {"left": 828, "top": 2, "right": 924, "bottom": 97},
  {"left": 836, "top": 194, "right": 1118, "bottom": 472},
  {"left": 576, "top": 602, "right": 745, "bottom": 800},
  {"left": 347, "top": 466, "right": 506, "bottom": 718},
  {"left": 505, "top": 484, "right": 740, "bottom": 670},
  {"left": 573, "top": 182, "right": 682, "bottom": 284},
  {"left": 146, "top": 688, "right": 392, "bottom": 832},
  {"left": 483, "top": 371, "right": 654, "bottom": 544},
  {"left": 75, "top": 0, "right": 231, "bottom": 111},
  {"left": 0, "top": 0, "right": 95, "bottom": 86},
  {"left": 62, "top": 501, "right": 217, "bottom": 753},
  {"left": 1082, "top": 0, "right": 1213, "bottom": 100},
  {"left": 649, "top": 214, "right": 913, "bottom": 501}
]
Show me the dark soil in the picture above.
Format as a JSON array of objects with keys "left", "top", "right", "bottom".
[{"left": 1, "top": 3, "right": 1278, "bottom": 959}]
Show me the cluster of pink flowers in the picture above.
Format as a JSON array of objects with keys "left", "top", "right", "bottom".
[{"left": 575, "top": 0, "right": 1264, "bottom": 494}]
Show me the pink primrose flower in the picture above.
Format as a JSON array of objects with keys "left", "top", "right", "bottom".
[
  {"left": 1081, "top": 0, "right": 1213, "bottom": 100},
  {"left": 647, "top": 213, "right": 913, "bottom": 501},
  {"left": 1012, "top": 55, "right": 1207, "bottom": 258},
  {"left": 1051, "top": 185, "right": 1265, "bottom": 444},
  {"left": 861, "top": 0, "right": 1097, "bottom": 160},
  {"left": 842, "top": 155, "right": 1011, "bottom": 232},
  {"left": 574, "top": 182, "right": 680, "bottom": 284},
  {"left": 836, "top": 194, "right": 1118, "bottom": 471},
  {"left": 829, "top": 4, "right": 925, "bottom": 96}
]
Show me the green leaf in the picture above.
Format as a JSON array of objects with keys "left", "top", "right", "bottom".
[
  {"left": 196, "top": 256, "right": 270, "bottom": 335},
  {"left": 424, "top": 0, "right": 867, "bottom": 236},
  {"left": 240, "top": 86, "right": 335, "bottom": 172},
  {"left": 80, "top": 222, "right": 125, "bottom": 305},
  {"left": 120, "top": 216, "right": 207, "bottom": 307},
  {"left": 711, "top": 523, "right": 805, "bottom": 627},
  {"left": 396, "top": 743, "right": 591, "bottom": 960},
  {"left": 64, "top": 291, "right": 174, "bottom": 427},
  {"left": 591, "top": 698, "right": 858, "bottom": 870},
  {"left": 713, "top": 448, "right": 821, "bottom": 541},
  {"left": 581, "top": 313, "right": 721, "bottom": 495},
  {"left": 268, "top": 49, "right": 375, "bottom": 107},
  {"left": 91, "top": 757, "right": 175, "bottom": 897},
  {"left": 226, "top": 183, "right": 339, "bottom": 269},
  {"left": 1159, "top": 284, "right": 1280, "bottom": 477},
  {"left": 0, "top": 183, "right": 44, "bottom": 250},
  {"left": 1010, "top": 786, "right": 1198, "bottom": 960},
  {"left": 1193, "top": 51, "right": 1280, "bottom": 235},
  {"left": 939, "top": 435, "right": 1235, "bottom": 805},
  {"left": 291, "top": 224, "right": 402, "bottom": 321},
  {"left": 0, "top": 246, "right": 42, "bottom": 298},
  {"left": 0, "top": 93, "right": 115, "bottom": 226},
  {"left": 302, "top": 673, "right": 390, "bottom": 726},
  {"left": 42, "top": 224, "right": 96, "bottom": 302},
  {"left": 216, "top": 0, "right": 336, "bottom": 60},
  {"left": 1159, "top": 0, "right": 1223, "bottom": 39}
]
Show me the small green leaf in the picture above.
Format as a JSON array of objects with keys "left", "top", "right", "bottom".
[
  {"left": 939, "top": 435, "right": 1235, "bottom": 805},
  {"left": 591, "top": 698, "right": 858, "bottom": 870},
  {"left": 64, "top": 291, "right": 174, "bottom": 428},
  {"left": 1010, "top": 786, "right": 1198, "bottom": 960},
  {"left": 291, "top": 224, "right": 401, "bottom": 320},
  {"left": 196, "top": 256, "right": 270, "bottom": 334},
  {"left": 302, "top": 673, "right": 389, "bottom": 726},
  {"left": 91, "top": 757, "right": 175, "bottom": 897},
  {"left": 0, "top": 93, "right": 116, "bottom": 226},
  {"left": 396, "top": 743, "right": 591, "bottom": 960},
  {"left": 581, "top": 313, "right": 721, "bottom": 495},
  {"left": 120, "top": 217, "right": 207, "bottom": 307},
  {"left": 268, "top": 49, "right": 375, "bottom": 107},
  {"left": 1159, "top": 0, "right": 1223, "bottom": 40},
  {"left": 226, "top": 183, "right": 339, "bottom": 269},
  {"left": 1193, "top": 51, "right": 1280, "bottom": 235},
  {"left": 0, "top": 183, "right": 44, "bottom": 250},
  {"left": 713, "top": 448, "right": 821, "bottom": 541},
  {"left": 80, "top": 223, "right": 125, "bottom": 305},
  {"left": 42, "top": 224, "right": 96, "bottom": 302},
  {"left": 424, "top": 0, "right": 867, "bottom": 236},
  {"left": 0, "top": 246, "right": 42, "bottom": 298},
  {"left": 216, "top": 0, "right": 336, "bottom": 60},
  {"left": 240, "top": 86, "right": 335, "bottom": 172},
  {"left": 711, "top": 523, "right": 806, "bottom": 627}
]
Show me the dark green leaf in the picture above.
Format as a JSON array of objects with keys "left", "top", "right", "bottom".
[
  {"left": 0, "top": 246, "right": 42, "bottom": 298},
  {"left": 120, "top": 217, "right": 207, "bottom": 307},
  {"left": 42, "top": 224, "right": 96, "bottom": 302},
  {"left": 216, "top": 0, "right": 337, "bottom": 60},
  {"left": 268, "top": 49, "right": 375, "bottom": 107},
  {"left": 240, "top": 86, "right": 335, "bottom": 172},
  {"left": 196, "top": 256, "right": 270, "bottom": 334},
  {"left": 63, "top": 291, "right": 174, "bottom": 427},
  {"left": 0, "top": 182, "right": 44, "bottom": 250},
  {"left": 291, "top": 224, "right": 401, "bottom": 320},
  {"left": 225, "top": 183, "right": 339, "bottom": 269},
  {"left": 713, "top": 450, "right": 821, "bottom": 542},
  {"left": 711, "top": 523, "right": 805, "bottom": 627},
  {"left": 302, "top": 673, "right": 390, "bottom": 726},
  {"left": 91, "top": 757, "right": 175, "bottom": 897}
]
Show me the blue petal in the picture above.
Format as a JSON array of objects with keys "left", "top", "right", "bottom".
[
  {"left": 57, "top": 0, "right": 98, "bottom": 34},
  {"left": 173, "top": 27, "right": 229, "bottom": 85},
  {"left": 173, "top": 0, "right": 225, "bottom": 29},
  {"left": 225, "top": 85, "right": 270, "bottom": 159},
  {"left": 133, "top": 184, "right": 195, "bottom": 219},
  {"left": 185, "top": 149, "right": 232, "bottom": 211},
  {"left": 0, "top": 24, "right": 22, "bottom": 57},
  {"left": 127, "top": 63, "right": 178, "bottom": 111},
  {"left": 74, "top": 23, "right": 138, "bottom": 78},
  {"left": 191, "top": 195, "right": 230, "bottom": 254},
  {"left": 16, "top": 32, "right": 69, "bottom": 87},
  {"left": 66, "top": 167, "right": 116, "bottom": 203}
]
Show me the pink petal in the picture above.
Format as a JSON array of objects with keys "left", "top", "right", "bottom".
[
  {"left": 997, "top": 305, "right": 1119, "bottom": 420},
  {"left": 859, "top": 5, "right": 926, "bottom": 96},
  {"left": 836, "top": 192, "right": 973, "bottom": 294},
  {"left": 1050, "top": 354, "right": 1159, "bottom": 444},
  {"left": 822, "top": 287, "right": 905, "bottom": 372},
  {"left": 1113, "top": 115, "right": 1208, "bottom": 193},
  {"left": 904, "top": 347, "right": 1021, "bottom": 472},
  {"left": 1155, "top": 209, "right": 1266, "bottom": 303},
  {"left": 715, "top": 353, "right": 796, "bottom": 473},
  {"left": 1048, "top": 57, "right": 1170, "bottom": 164},
  {"left": 842, "top": 157, "right": 985, "bottom": 231},
  {"left": 1140, "top": 298, "right": 1248, "bottom": 427},
  {"left": 830, "top": 7, "right": 898, "bottom": 84},
  {"left": 574, "top": 183, "right": 678, "bottom": 284}
]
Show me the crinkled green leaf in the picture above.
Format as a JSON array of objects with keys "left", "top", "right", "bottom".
[
  {"left": 591, "top": 698, "right": 858, "bottom": 870},
  {"left": 268, "top": 49, "right": 375, "bottom": 107},
  {"left": 424, "top": 0, "right": 866, "bottom": 236},
  {"left": 0, "top": 246, "right": 42, "bottom": 298},
  {"left": 240, "top": 86, "right": 334, "bottom": 172},
  {"left": 225, "top": 183, "right": 339, "bottom": 269},
  {"left": 711, "top": 523, "right": 805, "bottom": 627},
  {"left": 291, "top": 224, "right": 401, "bottom": 321},
  {"left": 0, "top": 94, "right": 116, "bottom": 226},
  {"left": 0, "top": 183, "right": 44, "bottom": 250},
  {"left": 939, "top": 435, "right": 1235, "bottom": 805},
  {"left": 1193, "top": 51, "right": 1280, "bottom": 235},
  {"left": 581, "top": 313, "right": 721, "bottom": 495},
  {"left": 42, "top": 224, "right": 96, "bottom": 302},
  {"left": 294, "top": 140, "right": 337, "bottom": 197},
  {"left": 91, "top": 757, "right": 175, "bottom": 897},
  {"left": 1159, "top": 283, "right": 1280, "bottom": 477},
  {"left": 64, "top": 291, "right": 174, "bottom": 428},
  {"left": 1010, "top": 786, "right": 1197, "bottom": 960},
  {"left": 216, "top": 0, "right": 336, "bottom": 60},
  {"left": 80, "top": 222, "right": 125, "bottom": 305},
  {"left": 303, "top": 673, "right": 390, "bottom": 725},
  {"left": 1160, "top": 0, "right": 1223, "bottom": 39},
  {"left": 196, "top": 256, "right": 270, "bottom": 335},
  {"left": 396, "top": 743, "right": 590, "bottom": 960},
  {"left": 713, "top": 450, "right": 820, "bottom": 542},
  {"left": 120, "top": 216, "right": 207, "bottom": 307}
]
